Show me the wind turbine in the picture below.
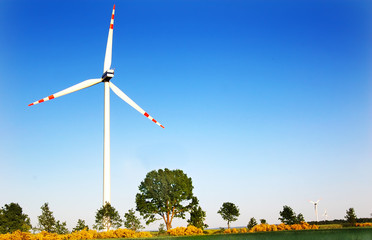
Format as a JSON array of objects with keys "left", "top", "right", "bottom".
[
  {"left": 309, "top": 200, "right": 320, "bottom": 222},
  {"left": 29, "top": 5, "right": 164, "bottom": 205},
  {"left": 323, "top": 209, "right": 328, "bottom": 221}
]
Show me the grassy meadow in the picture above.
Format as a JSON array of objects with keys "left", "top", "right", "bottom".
[{"left": 139, "top": 227, "right": 372, "bottom": 240}]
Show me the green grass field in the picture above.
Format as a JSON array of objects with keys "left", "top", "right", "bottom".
[
  {"left": 129, "top": 227, "right": 372, "bottom": 240},
  {"left": 317, "top": 224, "right": 344, "bottom": 229}
]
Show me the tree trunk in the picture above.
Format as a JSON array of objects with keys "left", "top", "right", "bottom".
[
  {"left": 163, "top": 211, "right": 172, "bottom": 230},
  {"left": 166, "top": 222, "right": 172, "bottom": 230},
  {"left": 166, "top": 211, "right": 170, "bottom": 230},
  {"left": 228, "top": 221, "right": 230, "bottom": 229}
]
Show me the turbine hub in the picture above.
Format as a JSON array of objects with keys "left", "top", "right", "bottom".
[{"left": 102, "top": 69, "right": 114, "bottom": 82}]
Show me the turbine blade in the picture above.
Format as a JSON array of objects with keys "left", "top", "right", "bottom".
[
  {"left": 28, "top": 78, "right": 102, "bottom": 106},
  {"left": 109, "top": 82, "right": 165, "bottom": 128},
  {"left": 103, "top": 4, "right": 115, "bottom": 73}
]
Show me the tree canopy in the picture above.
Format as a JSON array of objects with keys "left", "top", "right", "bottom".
[
  {"left": 345, "top": 208, "right": 357, "bottom": 226},
  {"left": 72, "top": 219, "right": 89, "bottom": 232},
  {"left": 297, "top": 213, "right": 305, "bottom": 222},
  {"left": 136, "top": 168, "right": 197, "bottom": 230},
  {"left": 37, "top": 203, "right": 57, "bottom": 233},
  {"left": 187, "top": 202, "right": 208, "bottom": 230},
  {"left": 55, "top": 220, "right": 69, "bottom": 234},
  {"left": 0, "top": 203, "right": 32, "bottom": 234},
  {"left": 217, "top": 202, "right": 240, "bottom": 229},
  {"left": 93, "top": 203, "right": 122, "bottom": 231},
  {"left": 37, "top": 203, "right": 68, "bottom": 233},
  {"left": 123, "top": 209, "right": 143, "bottom": 231},
  {"left": 278, "top": 205, "right": 304, "bottom": 225},
  {"left": 247, "top": 217, "right": 257, "bottom": 230}
]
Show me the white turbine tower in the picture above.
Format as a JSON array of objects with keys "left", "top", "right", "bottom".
[
  {"left": 309, "top": 200, "right": 320, "bottom": 222},
  {"left": 323, "top": 209, "right": 329, "bottom": 221},
  {"left": 29, "top": 5, "right": 164, "bottom": 205}
]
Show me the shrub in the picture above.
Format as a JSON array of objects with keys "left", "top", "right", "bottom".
[
  {"left": 167, "top": 226, "right": 203, "bottom": 236},
  {"left": 356, "top": 223, "right": 372, "bottom": 227},
  {"left": 223, "top": 229, "right": 231, "bottom": 234},
  {"left": 247, "top": 222, "right": 318, "bottom": 233},
  {"left": 0, "top": 228, "right": 152, "bottom": 240}
]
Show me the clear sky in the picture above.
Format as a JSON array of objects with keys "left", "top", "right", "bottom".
[{"left": 0, "top": 0, "right": 371, "bottom": 231}]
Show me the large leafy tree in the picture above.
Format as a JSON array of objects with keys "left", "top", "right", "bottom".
[
  {"left": 136, "top": 168, "right": 197, "bottom": 230},
  {"left": 93, "top": 203, "right": 122, "bottom": 231},
  {"left": 123, "top": 209, "right": 143, "bottom": 231},
  {"left": 0, "top": 203, "right": 32, "bottom": 233},
  {"left": 217, "top": 202, "right": 240, "bottom": 229},
  {"left": 37, "top": 203, "right": 57, "bottom": 232},
  {"left": 187, "top": 200, "right": 208, "bottom": 230},
  {"left": 278, "top": 205, "right": 304, "bottom": 224}
]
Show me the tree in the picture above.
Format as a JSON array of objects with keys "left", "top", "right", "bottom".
[
  {"left": 345, "top": 208, "right": 357, "bottom": 226},
  {"left": 93, "top": 203, "right": 122, "bottom": 231},
  {"left": 123, "top": 209, "right": 143, "bottom": 231},
  {"left": 187, "top": 202, "right": 208, "bottom": 230},
  {"left": 247, "top": 217, "right": 257, "bottom": 230},
  {"left": 55, "top": 220, "right": 69, "bottom": 234},
  {"left": 297, "top": 213, "right": 305, "bottom": 222},
  {"left": 260, "top": 219, "right": 267, "bottom": 224},
  {"left": 72, "top": 219, "right": 89, "bottom": 232},
  {"left": 136, "top": 168, "right": 197, "bottom": 230},
  {"left": 37, "top": 203, "right": 57, "bottom": 232},
  {"left": 217, "top": 202, "right": 240, "bottom": 229},
  {"left": 0, "top": 203, "right": 32, "bottom": 233},
  {"left": 278, "top": 205, "right": 304, "bottom": 225}
]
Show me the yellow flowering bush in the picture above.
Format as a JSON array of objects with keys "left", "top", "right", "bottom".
[
  {"left": 221, "top": 223, "right": 318, "bottom": 235},
  {"left": 207, "top": 222, "right": 317, "bottom": 234},
  {"left": 223, "top": 229, "right": 231, "bottom": 234},
  {"left": 167, "top": 226, "right": 203, "bottom": 236},
  {"left": 0, "top": 229, "right": 152, "bottom": 240},
  {"left": 184, "top": 226, "right": 203, "bottom": 235},
  {"left": 240, "top": 228, "right": 247, "bottom": 233},
  {"left": 249, "top": 222, "right": 318, "bottom": 233},
  {"left": 167, "top": 227, "right": 186, "bottom": 236},
  {"left": 69, "top": 229, "right": 98, "bottom": 240},
  {"left": 356, "top": 223, "right": 372, "bottom": 227}
]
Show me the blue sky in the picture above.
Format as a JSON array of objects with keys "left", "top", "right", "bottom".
[{"left": 0, "top": 0, "right": 371, "bottom": 230}]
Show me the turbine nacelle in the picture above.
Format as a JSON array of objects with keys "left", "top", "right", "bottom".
[{"left": 102, "top": 69, "right": 114, "bottom": 82}]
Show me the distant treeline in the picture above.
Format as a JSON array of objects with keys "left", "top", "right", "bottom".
[{"left": 308, "top": 218, "right": 372, "bottom": 225}]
